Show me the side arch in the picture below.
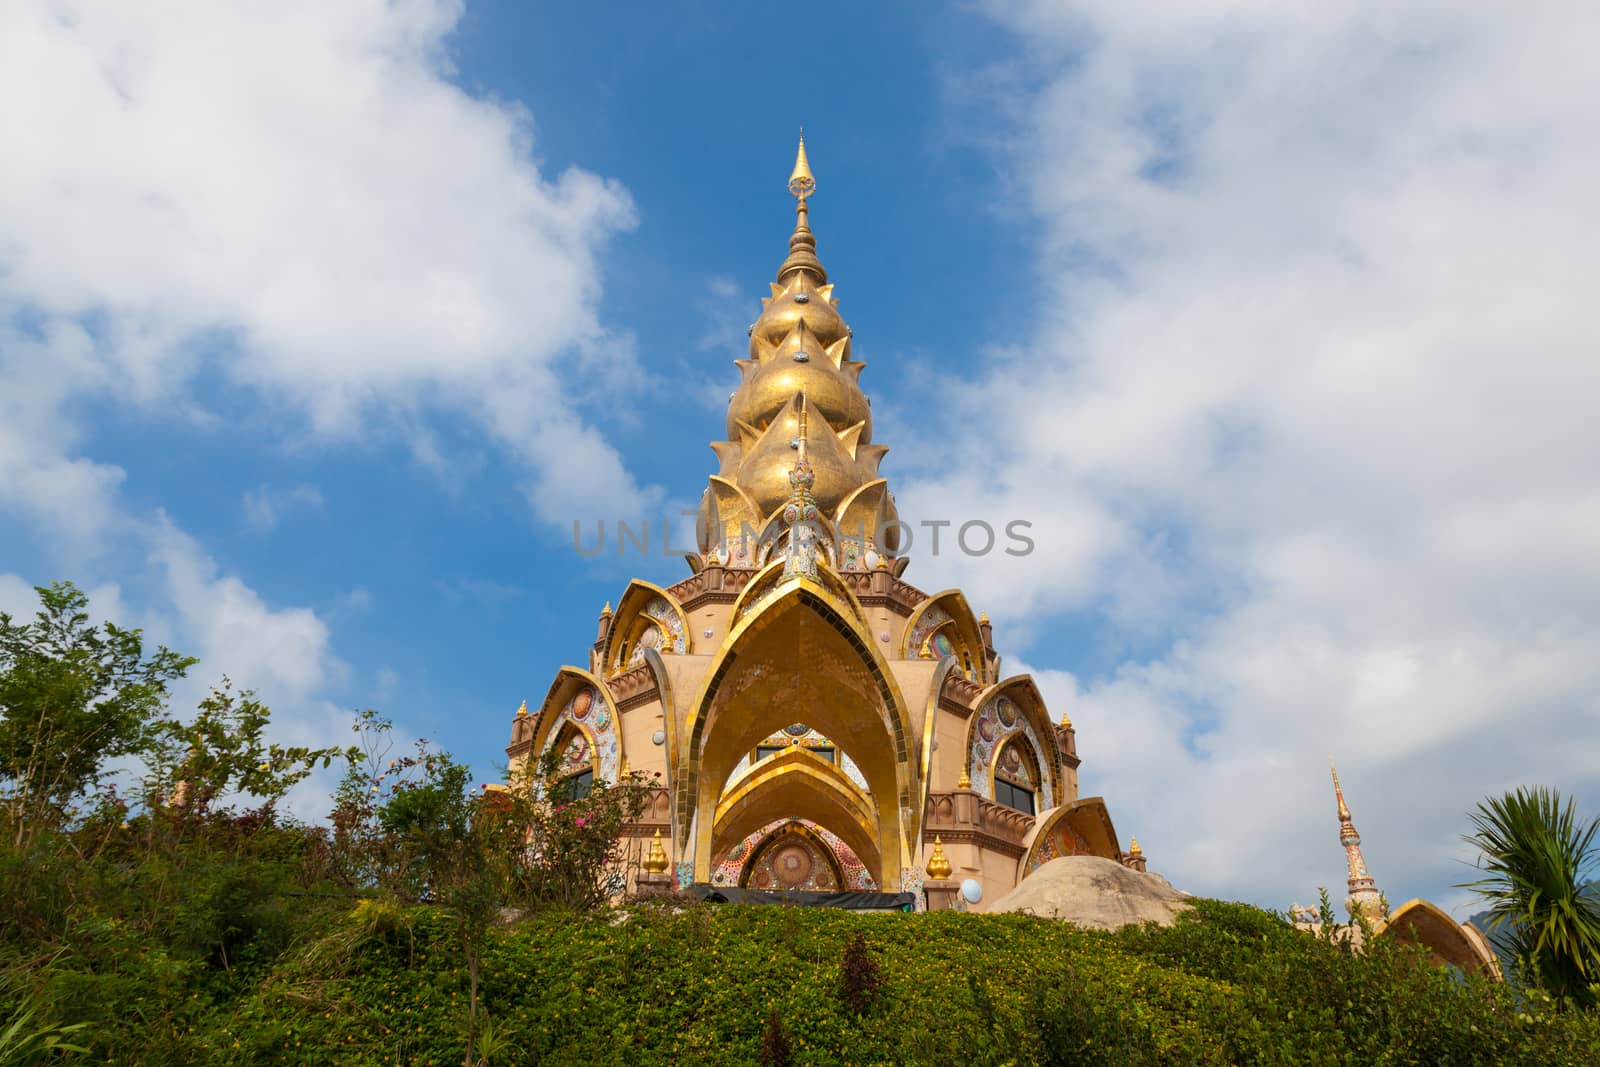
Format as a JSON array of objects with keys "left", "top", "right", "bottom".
[
  {"left": 920, "top": 656, "right": 961, "bottom": 810},
  {"left": 527, "top": 667, "right": 625, "bottom": 784},
  {"left": 1017, "top": 797, "right": 1122, "bottom": 880},
  {"left": 1375, "top": 899, "right": 1503, "bottom": 979},
  {"left": 962, "top": 675, "right": 1064, "bottom": 811},
  {"left": 601, "top": 580, "right": 692, "bottom": 674},
  {"left": 900, "top": 590, "right": 987, "bottom": 682}
]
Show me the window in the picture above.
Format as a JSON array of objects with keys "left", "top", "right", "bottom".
[
  {"left": 562, "top": 769, "right": 594, "bottom": 800},
  {"left": 756, "top": 745, "right": 784, "bottom": 762},
  {"left": 994, "top": 778, "right": 1035, "bottom": 815}
]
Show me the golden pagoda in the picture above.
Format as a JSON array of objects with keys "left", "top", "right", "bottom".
[{"left": 506, "top": 138, "right": 1135, "bottom": 908}]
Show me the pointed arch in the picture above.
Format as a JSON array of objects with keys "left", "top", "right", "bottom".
[
  {"left": 601, "top": 580, "right": 692, "bottom": 674},
  {"left": 1375, "top": 899, "right": 1503, "bottom": 979},
  {"left": 712, "top": 748, "right": 883, "bottom": 883},
  {"left": 678, "top": 576, "right": 919, "bottom": 886},
  {"left": 1017, "top": 797, "right": 1122, "bottom": 879},
  {"left": 740, "top": 821, "right": 849, "bottom": 890},
  {"left": 961, "top": 675, "right": 1064, "bottom": 811},
  {"left": 900, "top": 590, "right": 987, "bottom": 683},
  {"left": 730, "top": 553, "right": 866, "bottom": 628},
  {"left": 528, "top": 667, "right": 625, "bottom": 784}
]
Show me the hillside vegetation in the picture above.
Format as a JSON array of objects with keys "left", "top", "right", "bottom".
[{"left": 4, "top": 581, "right": 1599, "bottom": 1065}]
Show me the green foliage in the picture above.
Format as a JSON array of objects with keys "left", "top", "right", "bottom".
[
  {"left": 1462, "top": 786, "right": 1600, "bottom": 1007},
  {"left": 0, "top": 581, "right": 194, "bottom": 846},
  {"left": 3, "top": 580, "right": 1596, "bottom": 1064}
]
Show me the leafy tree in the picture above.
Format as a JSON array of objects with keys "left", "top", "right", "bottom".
[
  {"left": 1462, "top": 786, "right": 1600, "bottom": 1007},
  {"left": 0, "top": 582, "right": 194, "bottom": 847},
  {"left": 141, "top": 677, "right": 350, "bottom": 829}
]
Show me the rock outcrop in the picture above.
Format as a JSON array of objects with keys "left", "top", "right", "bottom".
[{"left": 989, "top": 856, "right": 1191, "bottom": 930}]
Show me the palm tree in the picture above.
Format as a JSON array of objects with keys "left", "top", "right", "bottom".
[{"left": 1461, "top": 786, "right": 1600, "bottom": 1007}]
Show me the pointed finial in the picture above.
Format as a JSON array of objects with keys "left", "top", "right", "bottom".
[
  {"left": 979, "top": 610, "right": 990, "bottom": 624},
  {"left": 957, "top": 766, "right": 972, "bottom": 790},
  {"left": 925, "top": 835, "right": 953, "bottom": 879},
  {"left": 1330, "top": 755, "right": 1350, "bottom": 820},
  {"left": 601, "top": 600, "right": 613, "bottom": 617},
  {"left": 515, "top": 699, "right": 528, "bottom": 718},
  {"left": 1129, "top": 836, "right": 1142, "bottom": 857},
  {"left": 1060, "top": 710, "right": 1073, "bottom": 729},
  {"left": 778, "top": 133, "right": 826, "bottom": 283},
  {"left": 788, "top": 130, "right": 815, "bottom": 201},
  {"left": 619, "top": 752, "right": 630, "bottom": 777}
]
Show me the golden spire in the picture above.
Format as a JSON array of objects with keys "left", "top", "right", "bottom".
[
  {"left": 925, "top": 836, "right": 953, "bottom": 879},
  {"left": 779, "top": 132, "right": 826, "bottom": 284},
  {"left": 1129, "top": 836, "right": 1142, "bottom": 857},
  {"left": 601, "top": 601, "right": 612, "bottom": 617},
  {"left": 1330, "top": 755, "right": 1351, "bottom": 821},
  {"left": 957, "top": 766, "right": 972, "bottom": 790},
  {"left": 788, "top": 130, "right": 815, "bottom": 201},
  {"left": 1060, "top": 710, "right": 1073, "bottom": 729},
  {"left": 514, "top": 699, "right": 528, "bottom": 718},
  {"left": 979, "top": 610, "right": 990, "bottom": 624},
  {"left": 642, "top": 828, "right": 670, "bottom": 874}
]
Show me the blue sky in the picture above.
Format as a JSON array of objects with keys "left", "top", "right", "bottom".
[{"left": 3, "top": 1, "right": 1598, "bottom": 914}]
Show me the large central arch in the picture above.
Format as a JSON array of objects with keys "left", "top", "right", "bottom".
[{"left": 678, "top": 574, "right": 920, "bottom": 886}]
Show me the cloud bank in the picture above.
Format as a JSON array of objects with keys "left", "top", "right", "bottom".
[{"left": 902, "top": 0, "right": 1600, "bottom": 910}]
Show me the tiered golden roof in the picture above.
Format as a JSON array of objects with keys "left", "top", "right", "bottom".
[{"left": 696, "top": 136, "right": 901, "bottom": 560}]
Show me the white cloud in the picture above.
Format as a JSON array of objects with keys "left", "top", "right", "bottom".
[
  {"left": 0, "top": 0, "right": 655, "bottom": 525},
  {"left": 906, "top": 1, "right": 1600, "bottom": 910},
  {"left": 242, "top": 484, "right": 325, "bottom": 532}
]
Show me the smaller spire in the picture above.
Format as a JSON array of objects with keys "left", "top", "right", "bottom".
[
  {"left": 601, "top": 600, "right": 613, "bottom": 617},
  {"left": 957, "top": 765, "right": 972, "bottom": 790},
  {"left": 925, "top": 835, "right": 953, "bottom": 879},
  {"left": 979, "top": 610, "right": 990, "bottom": 624},
  {"left": 1060, "top": 710, "right": 1073, "bottom": 729},
  {"left": 515, "top": 699, "right": 528, "bottom": 718},
  {"left": 1329, "top": 757, "right": 1383, "bottom": 922},
  {"left": 1129, "top": 836, "right": 1142, "bottom": 857},
  {"left": 1330, "top": 754, "right": 1351, "bottom": 820}
]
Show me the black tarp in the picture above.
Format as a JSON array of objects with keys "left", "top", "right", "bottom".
[{"left": 686, "top": 885, "right": 916, "bottom": 912}]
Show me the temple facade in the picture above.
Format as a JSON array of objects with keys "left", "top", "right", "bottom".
[{"left": 506, "top": 138, "right": 1137, "bottom": 910}]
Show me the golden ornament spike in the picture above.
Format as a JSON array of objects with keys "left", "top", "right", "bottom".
[
  {"left": 1330, "top": 755, "right": 1351, "bottom": 820},
  {"left": 925, "top": 836, "right": 953, "bottom": 880},
  {"left": 979, "top": 610, "right": 990, "bottom": 624},
  {"left": 788, "top": 130, "right": 815, "bottom": 201},
  {"left": 957, "top": 766, "right": 972, "bottom": 790},
  {"left": 601, "top": 601, "right": 612, "bottom": 616},
  {"left": 1129, "top": 836, "right": 1142, "bottom": 857},
  {"left": 1060, "top": 710, "right": 1073, "bottom": 729},
  {"left": 514, "top": 699, "right": 528, "bottom": 718},
  {"left": 836, "top": 421, "right": 864, "bottom": 461}
]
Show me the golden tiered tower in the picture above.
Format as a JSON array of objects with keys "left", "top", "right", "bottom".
[{"left": 506, "top": 138, "right": 1135, "bottom": 907}]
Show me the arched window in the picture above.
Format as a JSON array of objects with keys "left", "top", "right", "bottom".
[
  {"left": 993, "top": 736, "right": 1040, "bottom": 815},
  {"left": 550, "top": 722, "right": 598, "bottom": 798}
]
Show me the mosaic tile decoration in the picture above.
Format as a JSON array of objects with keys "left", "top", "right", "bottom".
[
  {"left": 907, "top": 605, "right": 952, "bottom": 657},
  {"left": 1026, "top": 818, "right": 1092, "bottom": 874},
  {"left": 968, "top": 693, "right": 1055, "bottom": 811},
  {"left": 546, "top": 686, "right": 620, "bottom": 783},
  {"left": 708, "top": 818, "right": 876, "bottom": 890}
]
